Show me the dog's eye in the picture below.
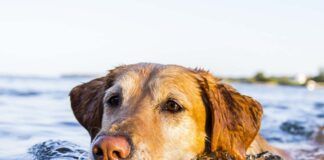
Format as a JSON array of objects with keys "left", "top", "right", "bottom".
[
  {"left": 107, "top": 95, "right": 121, "bottom": 107},
  {"left": 163, "top": 100, "right": 183, "bottom": 113}
]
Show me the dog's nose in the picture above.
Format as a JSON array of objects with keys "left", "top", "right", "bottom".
[{"left": 92, "top": 136, "right": 131, "bottom": 160}]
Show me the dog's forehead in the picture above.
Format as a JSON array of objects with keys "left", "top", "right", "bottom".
[
  {"left": 115, "top": 64, "right": 196, "bottom": 87},
  {"left": 108, "top": 64, "right": 199, "bottom": 100}
]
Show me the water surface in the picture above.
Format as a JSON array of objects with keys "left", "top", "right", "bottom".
[{"left": 0, "top": 76, "right": 323, "bottom": 159}]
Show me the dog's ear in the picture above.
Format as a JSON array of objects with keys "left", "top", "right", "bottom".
[
  {"left": 197, "top": 71, "right": 263, "bottom": 160},
  {"left": 69, "top": 77, "right": 107, "bottom": 140},
  {"left": 69, "top": 66, "right": 125, "bottom": 140}
]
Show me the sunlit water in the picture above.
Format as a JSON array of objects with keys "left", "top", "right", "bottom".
[{"left": 0, "top": 76, "right": 323, "bottom": 159}]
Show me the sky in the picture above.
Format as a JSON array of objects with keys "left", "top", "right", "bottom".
[{"left": 0, "top": 0, "right": 323, "bottom": 77}]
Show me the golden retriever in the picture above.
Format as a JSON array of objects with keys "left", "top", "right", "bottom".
[{"left": 69, "top": 63, "right": 290, "bottom": 160}]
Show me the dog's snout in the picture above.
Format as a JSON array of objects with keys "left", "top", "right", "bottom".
[{"left": 92, "top": 136, "right": 131, "bottom": 160}]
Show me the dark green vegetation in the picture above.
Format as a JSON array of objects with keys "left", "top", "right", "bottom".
[{"left": 311, "top": 69, "right": 324, "bottom": 82}]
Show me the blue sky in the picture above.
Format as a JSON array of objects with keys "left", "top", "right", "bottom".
[{"left": 0, "top": 0, "right": 323, "bottom": 77}]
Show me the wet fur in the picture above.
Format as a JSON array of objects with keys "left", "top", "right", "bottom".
[{"left": 70, "top": 63, "right": 290, "bottom": 160}]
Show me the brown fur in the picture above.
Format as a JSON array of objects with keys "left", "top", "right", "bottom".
[
  {"left": 69, "top": 63, "right": 289, "bottom": 160},
  {"left": 196, "top": 71, "right": 263, "bottom": 159}
]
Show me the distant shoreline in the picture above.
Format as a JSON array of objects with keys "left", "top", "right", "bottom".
[
  {"left": 1, "top": 71, "right": 324, "bottom": 89},
  {"left": 223, "top": 75, "right": 324, "bottom": 90},
  {"left": 226, "top": 79, "right": 324, "bottom": 87}
]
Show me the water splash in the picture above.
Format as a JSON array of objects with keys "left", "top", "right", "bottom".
[{"left": 28, "top": 140, "right": 90, "bottom": 160}]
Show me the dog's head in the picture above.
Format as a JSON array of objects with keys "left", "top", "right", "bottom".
[{"left": 70, "top": 63, "right": 263, "bottom": 160}]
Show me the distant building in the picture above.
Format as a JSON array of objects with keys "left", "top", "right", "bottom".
[
  {"left": 293, "top": 73, "right": 307, "bottom": 84},
  {"left": 306, "top": 80, "right": 317, "bottom": 91}
]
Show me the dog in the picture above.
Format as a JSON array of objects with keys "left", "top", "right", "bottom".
[{"left": 69, "top": 63, "right": 290, "bottom": 160}]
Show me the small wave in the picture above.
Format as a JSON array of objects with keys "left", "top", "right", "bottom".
[
  {"left": 59, "top": 122, "right": 81, "bottom": 127},
  {"left": 314, "top": 102, "right": 324, "bottom": 109},
  {"left": 28, "top": 140, "right": 89, "bottom": 160},
  {"left": 0, "top": 88, "right": 41, "bottom": 97},
  {"left": 280, "top": 120, "right": 314, "bottom": 138},
  {"left": 0, "top": 88, "right": 68, "bottom": 98}
]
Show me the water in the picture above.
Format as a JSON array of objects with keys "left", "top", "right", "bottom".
[
  {"left": 0, "top": 76, "right": 323, "bottom": 159},
  {"left": 0, "top": 76, "right": 92, "bottom": 159}
]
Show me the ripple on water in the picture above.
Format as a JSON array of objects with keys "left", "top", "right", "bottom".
[
  {"left": 17, "top": 134, "right": 32, "bottom": 140},
  {"left": 275, "top": 105, "right": 288, "bottom": 109},
  {"left": 317, "top": 113, "right": 324, "bottom": 118},
  {"left": 59, "top": 122, "right": 81, "bottom": 127},
  {"left": 0, "top": 88, "right": 41, "bottom": 97},
  {"left": 0, "top": 130, "right": 11, "bottom": 137},
  {"left": 314, "top": 102, "right": 324, "bottom": 109},
  {"left": 280, "top": 120, "right": 314, "bottom": 138},
  {"left": 28, "top": 140, "right": 89, "bottom": 160}
]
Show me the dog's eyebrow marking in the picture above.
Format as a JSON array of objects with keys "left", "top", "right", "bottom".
[
  {"left": 147, "top": 67, "right": 198, "bottom": 109},
  {"left": 104, "top": 85, "right": 122, "bottom": 102},
  {"left": 116, "top": 71, "right": 141, "bottom": 100},
  {"left": 166, "top": 91, "right": 190, "bottom": 107}
]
